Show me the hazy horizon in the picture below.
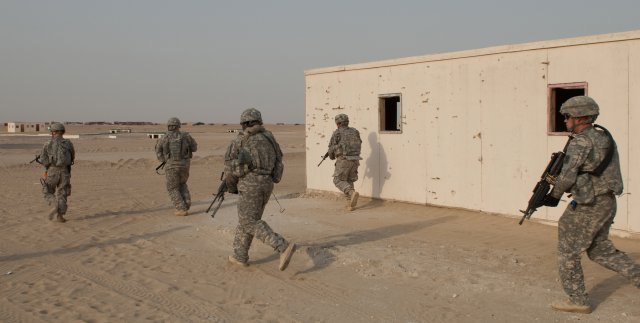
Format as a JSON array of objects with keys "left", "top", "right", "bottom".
[{"left": 2, "top": 1, "right": 639, "bottom": 124}]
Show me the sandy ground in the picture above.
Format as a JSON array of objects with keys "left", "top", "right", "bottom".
[{"left": 0, "top": 124, "right": 639, "bottom": 323}]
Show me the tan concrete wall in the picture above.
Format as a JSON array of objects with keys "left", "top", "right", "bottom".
[{"left": 305, "top": 30, "right": 640, "bottom": 234}]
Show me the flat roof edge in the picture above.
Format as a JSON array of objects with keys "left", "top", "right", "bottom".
[{"left": 304, "top": 29, "right": 640, "bottom": 76}]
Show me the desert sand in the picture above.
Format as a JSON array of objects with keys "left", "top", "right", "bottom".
[{"left": 0, "top": 124, "right": 639, "bottom": 323}]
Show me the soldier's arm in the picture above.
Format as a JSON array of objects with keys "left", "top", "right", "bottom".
[
  {"left": 550, "top": 136, "right": 592, "bottom": 198},
  {"left": 69, "top": 141, "right": 76, "bottom": 164},
  {"left": 40, "top": 141, "right": 51, "bottom": 167},
  {"left": 328, "top": 131, "right": 339, "bottom": 159},
  {"left": 155, "top": 138, "right": 166, "bottom": 162},
  {"left": 187, "top": 133, "right": 198, "bottom": 152},
  {"left": 223, "top": 140, "right": 240, "bottom": 193}
]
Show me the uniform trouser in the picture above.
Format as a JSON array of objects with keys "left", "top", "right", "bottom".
[
  {"left": 333, "top": 159, "right": 359, "bottom": 197},
  {"left": 233, "top": 173, "right": 287, "bottom": 263},
  {"left": 557, "top": 193, "right": 640, "bottom": 305},
  {"left": 165, "top": 167, "right": 191, "bottom": 211},
  {"left": 42, "top": 167, "right": 71, "bottom": 215}
]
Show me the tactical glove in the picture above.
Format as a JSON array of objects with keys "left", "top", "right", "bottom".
[{"left": 543, "top": 195, "right": 560, "bottom": 207}]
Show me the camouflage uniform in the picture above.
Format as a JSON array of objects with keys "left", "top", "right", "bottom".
[
  {"left": 224, "top": 109, "right": 291, "bottom": 265},
  {"left": 548, "top": 98, "right": 640, "bottom": 307},
  {"left": 40, "top": 123, "right": 75, "bottom": 222},
  {"left": 155, "top": 118, "right": 198, "bottom": 214},
  {"left": 328, "top": 114, "right": 362, "bottom": 202}
]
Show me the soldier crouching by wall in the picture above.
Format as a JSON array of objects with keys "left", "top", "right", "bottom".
[
  {"left": 155, "top": 117, "right": 198, "bottom": 216},
  {"left": 328, "top": 114, "right": 362, "bottom": 211},
  {"left": 40, "top": 122, "right": 75, "bottom": 223}
]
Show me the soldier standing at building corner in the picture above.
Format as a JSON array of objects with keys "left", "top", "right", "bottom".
[
  {"left": 155, "top": 117, "right": 198, "bottom": 216},
  {"left": 535, "top": 96, "right": 640, "bottom": 314},
  {"left": 328, "top": 113, "right": 362, "bottom": 211},
  {"left": 40, "top": 122, "right": 75, "bottom": 223},
  {"left": 224, "top": 108, "right": 296, "bottom": 270}
]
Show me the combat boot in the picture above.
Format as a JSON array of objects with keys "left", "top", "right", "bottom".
[
  {"left": 48, "top": 206, "right": 57, "bottom": 221},
  {"left": 551, "top": 300, "right": 592, "bottom": 314},
  {"left": 174, "top": 210, "right": 188, "bottom": 216},
  {"left": 56, "top": 214, "right": 67, "bottom": 223},
  {"left": 348, "top": 191, "right": 359, "bottom": 211},
  {"left": 228, "top": 255, "right": 248, "bottom": 267},
  {"left": 279, "top": 242, "right": 297, "bottom": 271}
]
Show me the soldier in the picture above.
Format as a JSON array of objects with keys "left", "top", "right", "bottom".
[
  {"left": 40, "top": 122, "right": 75, "bottom": 223},
  {"left": 155, "top": 117, "right": 198, "bottom": 216},
  {"left": 224, "top": 108, "right": 296, "bottom": 270},
  {"left": 537, "top": 96, "right": 640, "bottom": 314},
  {"left": 328, "top": 113, "right": 362, "bottom": 211}
]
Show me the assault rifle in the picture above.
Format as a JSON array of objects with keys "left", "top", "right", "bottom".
[
  {"left": 29, "top": 154, "right": 43, "bottom": 165},
  {"left": 519, "top": 137, "right": 573, "bottom": 225},
  {"left": 155, "top": 161, "right": 166, "bottom": 175},
  {"left": 317, "top": 152, "right": 329, "bottom": 167},
  {"left": 207, "top": 172, "right": 228, "bottom": 218}
]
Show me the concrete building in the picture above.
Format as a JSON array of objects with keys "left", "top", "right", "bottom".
[
  {"left": 7, "top": 122, "right": 48, "bottom": 133},
  {"left": 305, "top": 30, "right": 640, "bottom": 235}
]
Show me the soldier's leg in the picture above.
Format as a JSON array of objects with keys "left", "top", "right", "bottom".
[
  {"left": 166, "top": 169, "right": 188, "bottom": 211},
  {"left": 232, "top": 222, "right": 253, "bottom": 264},
  {"left": 346, "top": 161, "right": 360, "bottom": 209},
  {"left": 240, "top": 181, "right": 288, "bottom": 253},
  {"left": 42, "top": 172, "right": 58, "bottom": 206},
  {"left": 333, "top": 160, "right": 354, "bottom": 198},
  {"left": 179, "top": 169, "right": 191, "bottom": 210},
  {"left": 557, "top": 204, "right": 595, "bottom": 306},
  {"left": 54, "top": 171, "right": 71, "bottom": 222},
  {"left": 42, "top": 172, "right": 60, "bottom": 220},
  {"left": 587, "top": 195, "right": 640, "bottom": 287}
]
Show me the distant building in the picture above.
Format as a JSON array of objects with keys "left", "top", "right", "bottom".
[{"left": 7, "top": 122, "right": 48, "bottom": 133}]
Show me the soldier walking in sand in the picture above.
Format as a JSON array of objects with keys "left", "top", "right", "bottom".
[
  {"left": 155, "top": 117, "right": 198, "bottom": 216},
  {"left": 327, "top": 113, "right": 362, "bottom": 211},
  {"left": 223, "top": 108, "right": 296, "bottom": 270},
  {"left": 533, "top": 96, "right": 640, "bottom": 314},
  {"left": 40, "top": 122, "right": 75, "bottom": 223}
]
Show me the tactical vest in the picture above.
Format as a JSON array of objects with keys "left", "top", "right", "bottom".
[
  {"left": 163, "top": 132, "right": 192, "bottom": 161},
  {"left": 48, "top": 139, "right": 73, "bottom": 167},
  {"left": 339, "top": 127, "right": 361, "bottom": 158}
]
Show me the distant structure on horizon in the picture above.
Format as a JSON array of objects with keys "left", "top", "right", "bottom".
[{"left": 6, "top": 121, "right": 49, "bottom": 133}]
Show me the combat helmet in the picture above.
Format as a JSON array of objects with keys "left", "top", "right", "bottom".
[
  {"left": 335, "top": 114, "right": 349, "bottom": 124},
  {"left": 240, "top": 108, "right": 262, "bottom": 124},
  {"left": 49, "top": 122, "right": 65, "bottom": 132},
  {"left": 560, "top": 96, "right": 599, "bottom": 118},
  {"left": 167, "top": 117, "right": 181, "bottom": 128}
]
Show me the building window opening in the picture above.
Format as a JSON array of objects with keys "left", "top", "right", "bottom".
[
  {"left": 548, "top": 83, "right": 587, "bottom": 134},
  {"left": 379, "top": 94, "right": 402, "bottom": 132}
]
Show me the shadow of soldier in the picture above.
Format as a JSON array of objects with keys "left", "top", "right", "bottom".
[{"left": 360, "top": 132, "right": 390, "bottom": 209}]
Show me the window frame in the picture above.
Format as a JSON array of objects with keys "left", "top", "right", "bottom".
[
  {"left": 547, "top": 82, "right": 588, "bottom": 135},
  {"left": 379, "top": 93, "right": 403, "bottom": 134}
]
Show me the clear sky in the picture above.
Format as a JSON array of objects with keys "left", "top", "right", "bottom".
[{"left": 1, "top": 0, "right": 639, "bottom": 124}]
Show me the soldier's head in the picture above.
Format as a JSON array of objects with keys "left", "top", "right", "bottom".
[
  {"left": 49, "top": 122, "right": 65, "bottom": 137},
  {"left": 167, "top": 117, "right": 181, "bottom": 131},
  {"left": 335, "top": 114, "right": 349, "bottom": 128},
  {"left": 560, "top": 96, "right": 599, "bottom": 133},
  {"left": 240, "top": 108, "right": 263, "bottom": 130}
]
